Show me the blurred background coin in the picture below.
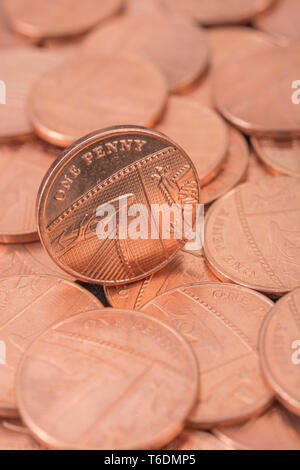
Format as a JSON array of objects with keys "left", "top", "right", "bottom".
[{"left": 253, "top": 0, "right": 300, "bottom": 43}]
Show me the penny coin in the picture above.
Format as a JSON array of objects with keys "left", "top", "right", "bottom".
[
  {"left": 251, "top": 136, "right": 300, "bottom": 178},
  {"left": 16, "top": 309, "right": 198, "bottom": 450},
  {"left": 166, "top": 430, "right": 231, "bottom": 450},
  {"left": 215, "top": 404, "right": 300, "bottom": 450},
  {"left": 253, "top": 0, "right": 300, "bottom": 43},
  {"left": 105, "top": 250, "right": 220, "bottom": 310},
  {"left": 246, "top": 152, "right": 272, "bottom": 183},
  {"left": 141, "top": 283, "right": 274, "bottom": 428},
  {"left": 0, "top": 140, "right": 58, "bottom": 243},
  {"left": 37, "top": 126, "right": 200, "bottom": 285},
  {"left": 260, "top": 288, "right": 300, "bottom": 417},
  {"left": 3, "top": 0, "right": 124, "bottom": 40},
  {"left": 200, "top": 128, "right": 249, "bottom": 205},
  {"left": 155, "top": 96, "right": 228, "bottom": 185},
  {"left": 0, "top": 419, "right": 43, "bottom": 450},
  {"left": 204, "top": 177, "right": 300, "bottom": 295},
  {"left": 0, "top": 47, "right": 64, "bottom": 141},
  {"left": 0, "top": 274, "right": 102, "bottom": 417},
  {"left": 215, "top": 46, "right": 300, "bottom": 137},
  {"left": 28, "top": 55, "right": 168, "bottom": 147},
  {"left": 82, "top": 14, "right": 209, "bottom": 93},
  {"left": 0, "top": 242, "right": 74, "bottom": 281},
  {"left": 0, "top": 2, "right": 29, "bottom": 48}
]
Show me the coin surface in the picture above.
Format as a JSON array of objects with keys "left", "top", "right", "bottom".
[
  {"left": 215, "top": 404, "right": 300, "bottom": 450},
  {"left": 0, "top": 274, "right": 102, "bottom": 417},
  {"left": 16, "top": 309, "right": 198, "bottom": 450},
  {"left": 28, "top": 55, "right": 168, "bottom": 147},
  {"left": 161, "top": 0, "right": 274, "bottom": 25},
  {"left": 141, "top": 283, "right": 274, "bottom": 428},
  {"left": 155, "top": 97, "right": 228, "bottom": 185},
  {"left": 82, "top": 14, "right": 209, "bottom": 93},
  {"left": 0, "top": 140, "right": 58, "bottom": 243},
  {"left": 215, "top": 46, "right": 300, "bottom": 137},
  {"left": 0, "top": 47, "right": 64, "bottom": 140},
  {"left": 260, "top": 288, "right": 300, "bottom": 417},
  {"left": 246, "top": 152, "right": 272, "bottom": 183},
  {"left": 200, "top": 128, "right": 249, "bottom": 205},
  {"left": 37, "top": 126, "right": 200, "bottom": 285},
  {"left": 105, "top": 250, "right": 220, "bottom": 310},
  {"left": 204, "top": 177, "right": 300, "bottom": 295},
  {"left": 0, "top": 419, "right": 43, "bottom": 450},
  {"left": 3, "top": 0, "right": 124, "bottom": 40},
  {"left": 251, "top": 136, "right": 300, "bottom": 178},
  {"left": 0, "top": 1, "right": 28, "bottom": 48},
  {"left": 166, "top": 430, "right": 231, "bottom": 451},
  {"left": 253, "top": 0, "right": 300, "bottom": 43}
]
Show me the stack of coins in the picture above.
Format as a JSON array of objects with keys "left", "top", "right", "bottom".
[{"left": 0, "top": 0, "right": 299, "bottom": 450}]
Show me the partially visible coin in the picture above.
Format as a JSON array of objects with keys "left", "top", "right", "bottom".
[
  {"left": 0, "top": 1, "right": 29, "bottom": 48},
  {"left": 204, "top": 177, "right": 300, "bottom": 295},
  {"left": 141, "top": 283, "right": 274, "bottom": 428},
  {"left": 166, "top": 430, "right": 231, "bottom": 450},
  {"left": 253, "top": 0, "right": 300, "bottom": 43},
  {"left": 246, "top": 152, "right": 272, "bottom": 183},
  {"left": 0, "top": 419, "right": 43, "bottom": 450},
  {"left": 16, "top": 309, "right": 198, "bottom": 450}
]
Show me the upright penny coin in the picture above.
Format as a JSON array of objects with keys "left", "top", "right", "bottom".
[
  {"left": 166, "top": 430, "right": 231, "bottom": 450},
  {"left": 204, "top": 177, "right": 300, "bottom": 295},
  {"left": 215, "top": 46, "right": 300, "bottom": 137},
  {"left": 251, "top": 136, "right": 300, "bottom": 178},
  {"left": 253, "top": 0, "right": 300, "bottom": 43},
  {"left": 260, "top": 288, "right": 300, "bottom": 417},
  {"left": 3, "top": 0, "right": 124, "bottom": 40},
  {"left": 28, "top": 56, "right": 168, "bottom": 147},
  {"left": 0, "top": 275, "right": 102, "bottom": 417},
  {"left": 37, "top": 126, "right": 200, "bottom": 285},
  {"left": 0, "top": 140, "right": 58, "bottom": 243},
  {"left": 82, "top": 14, "right": 209, "bottom": 93},
  {"left": 216, "top": 404, "right": 300, "bottom": 450},
  {"left": 141, "top": 283, "right": 274, "bottom": 428},
  {"left": 16, "top": 309, "right": 198, "bottom": 450},
  {"left": 155, "top": 97, "right": 228, "bottom": 185},
  {"left": 0, "top": 419, "right": 43, "bottom": 450}
]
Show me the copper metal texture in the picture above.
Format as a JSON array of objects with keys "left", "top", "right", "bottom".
[
  {"left": 260, "top": 288, "right": 300, "bottom": 417},
  {"left": 253, "top": 0, "right": 300, "bottom": 43},
  {"left": 0, "top": 274, "right": 102, "bottom": 417},
  {"left": 3, "top": 0, "right": 124, "bottom": 40},
  {"left": 0, "top": 1, "right": 29, "bottom": 48},
  {"left": 141, "top": 282, "right": 274, "bottom": 428},
  {"left": 246, "top": 152, "right": 272, "bottom": 183},
  {"left": 156, "top": 96, "right": 228, "bottom": 185},
  {"left": 215, "top": 45, "right": 300, "bottom": 137},
  {"left": 16, "top": 309, "right": 198, "bottom": 450},
  {"left": 216, "top": 404, "right": 300, "bottom": 450},
  {"left": 105, "top": 250, "right": 220, "bottom": 310},
  {"left": 200, "top": 128, "right": 249, "bottom": 205},
  {"left": 0, "top": 47, "right": 64, "bottom": 141},
  {"left": 28, "top": 56, "right": 168, "bottom": 147},
  {"left": 166, "top": 430, "right": 231, "bottom": 451},
  {"left": 0, "top": 140, "right": 58, "bottom": 243},
  {"left": 160, "top": 0, "right": 274, "bottom": 25},
  {"left": 0, "top": 242, "right": 74, "bottom": 281},
  {"left": 251, "top": 136, "right": 300, "bottom": 178},
  {"left": 204, "top": 177, "right": 300, "bottom": 295},
  {"left": 37, "top": 126, "right": 200, "bottom": 285},
  {"left": 82, "top": 13, "right": 209, "bottom": 93},
  {"left": 0, "top": 419, "right": 43, "bottom": 450}
]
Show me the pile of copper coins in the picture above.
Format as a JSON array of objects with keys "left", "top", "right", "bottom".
[{"left": 0, "top": 0, "right": 299, "bottom": 451}]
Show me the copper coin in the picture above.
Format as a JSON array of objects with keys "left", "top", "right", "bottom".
[
  {"left": 0, "top": 1, "right": 28, "bottom": 48},
  {"left": 0, "top": 274, "right": 102, "bottom": 417},
  {"left": 260, "top": 288, "right": 300, "bottom": 417},
  {"left": 0, "top": 47, "right": 64, "bottom": 141},
  {"left": 252, "top": 136, "right": 300, "bottom": 178},
  {"left": 166, "top": 430, "right": 231, "bottom": 451},
  {"left": 16, "top": 308, "right": 198, "bottom": 450},
  {"left": 3, "top": 0, "right": 124, "bottom": 40},
  {"left": 0, "top": 140, "right": 59, "bottom": 243},
  {"left": 0, "top": 242, "right": 74, "bottom": 281},
  {"left": 82, "top": 14, "right": 209, "bottom": 93},
  {"left": 141, "top": 282, "right": 274, "bottom": 428},
  {"left": 37, "top": 126, "right": 200, "bottom": 285},
  {"left": 215, "top": 45, "right": 300, "bottom": 137},
  {"left": 161, "top": 0, "right": 275, "bottom": 25},
  {"left": 200, "top": 128, "right": 249, "bottom": 205},
  {"left": 155, "top": 96, "right": 228, "bottom": 185},
  {"left": 215, "top": 404, "right": 300, "bottom": 450},
  {"left": 28, "top": 56, "right": 168, "bottom": 147},
  {"left": 253, "top": 0, "right": 300, "bottom": 43},
  {"left": 0, "top": 419, "right": 43, "bottom": 450},
  {"left": 105, "top": 250, "right": 220, "bottom": 310},
  {"left": 204, "top": 177, "right": 300, "bottom": 295},
  {"left": 246, "top": 151, "right": 272, "bottom": 183}
]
